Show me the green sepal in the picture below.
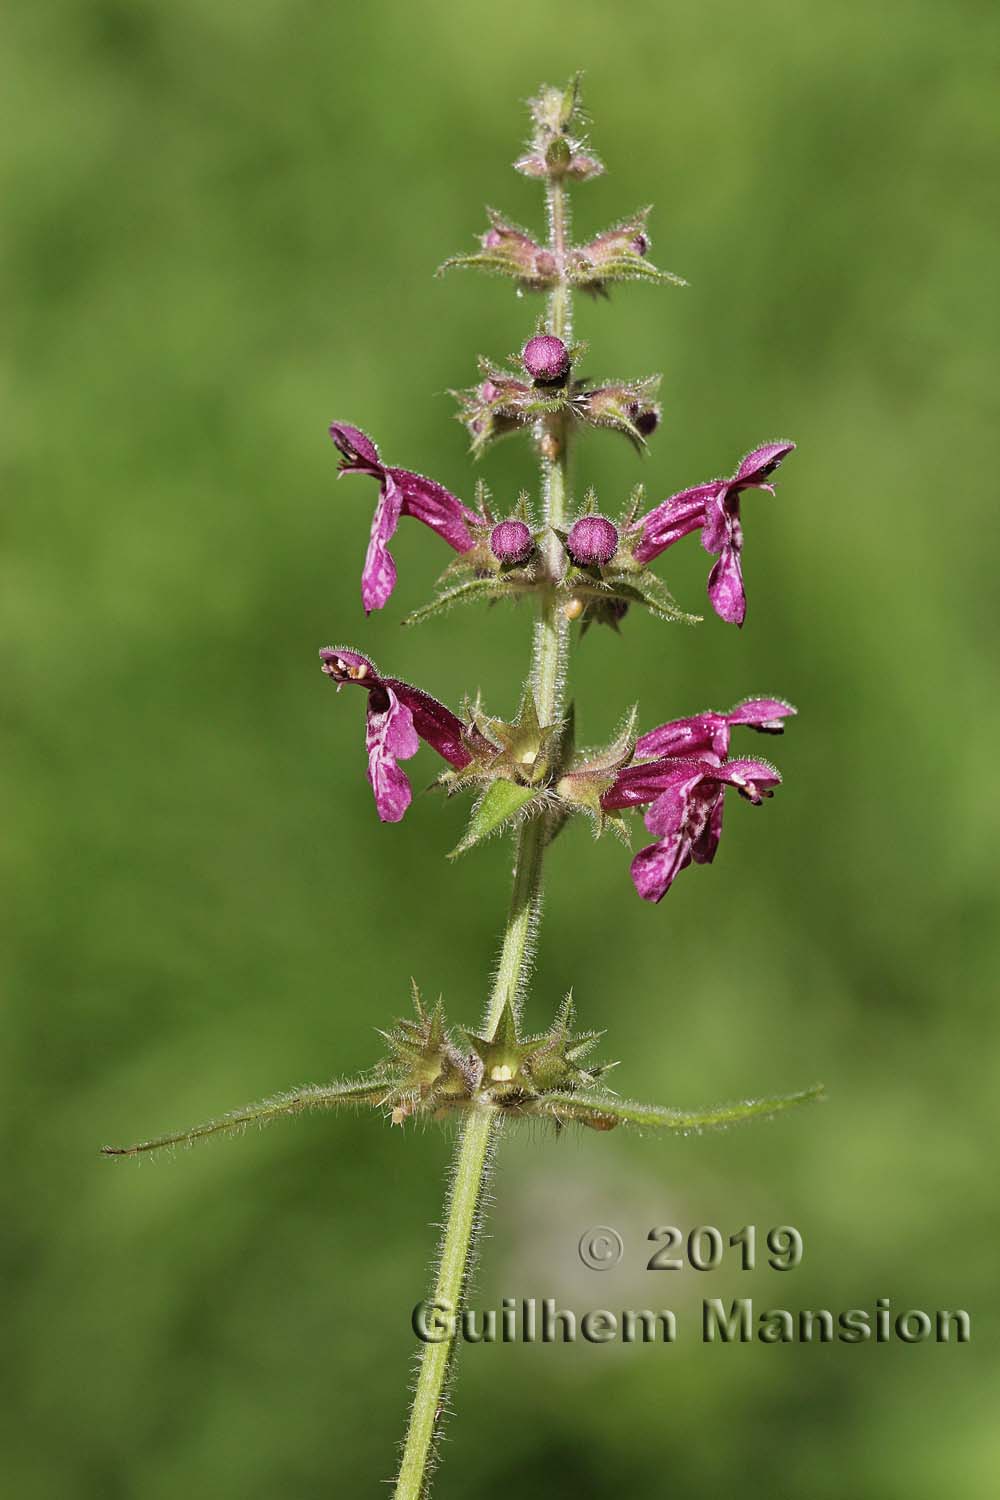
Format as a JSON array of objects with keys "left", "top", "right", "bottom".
[
  {"left": 619, "top": 483, "right": 645, "bottom": 530},
  {"left": 448, "top": 779, "right": 542, "bottom": 859},
  {"left": 470, "top": 688, "right": 566, "bottom": 786},
  {"left": 375, "top": 983, "right": 473, "bottom": 1123},
  {"left": 556, "top": 705, "right": 638, "bottom": 832},
  {"left": 520, "top": 992, "right": 615, "bottom": 1095}
]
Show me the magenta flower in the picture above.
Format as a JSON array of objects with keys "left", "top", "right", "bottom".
[
  {"left": 329, "top": 423, "right": 483, "bottom": 614},
  {"left": 319, "top": 649, "right": 477, "bottom": 823},
  {"left": 601, "top": 755, "right": 783, "bottom": 903},
  {"left": 630, "top": 442, "right": 795, "bottom": 626},
  {"left": 634, "top": 697, "right": 795, "bottom": 760}
]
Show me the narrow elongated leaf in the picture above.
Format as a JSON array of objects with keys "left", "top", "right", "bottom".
[
  {"left": 448, "top": 779, "right": 541, "bottom": 859},
  {"left": 571, "top": 258, "right": 688, "bottom": 289},
  {"left": 402, "top": 577, "right": 501, "bottom": 628},
  {"left": 437, "top": 252, "right": 525, "bottom": 279},
  {"left": 535, "top": 1082, "right": 825, "bottom": 1132},
  {"left": 101, "top": 1075, "right": 388, "bottom": 1158}
]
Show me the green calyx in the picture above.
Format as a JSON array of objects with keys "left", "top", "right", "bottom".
[
  {"left": 461, "top": 994, "right": 615, "bottom": 1108},
  {"left": 376, "top": 982, "right": 474, "bottom": 1124},
  {"left": 372, "top": 987, "right": 617, "bottom": 1122}
]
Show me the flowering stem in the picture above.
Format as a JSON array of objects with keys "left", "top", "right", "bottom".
[{"left": 393, "top": 183, "right": 576, "bottom": 1500}]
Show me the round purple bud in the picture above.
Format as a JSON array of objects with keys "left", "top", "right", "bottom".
[
  {"left": 632, "top": 405, "right": 660, "bottom": 438},
  {"left": 522, "top": 334, "right": 570, "bottom": 383},
  {"left": 631, "top": 232, "right": 650, "bottom": 257},
  {"left": 490, "top": 518, "right": 534, "bottom": 566},
  {"left": 566, "top": 515, "right": 620, "bottom": 568}
]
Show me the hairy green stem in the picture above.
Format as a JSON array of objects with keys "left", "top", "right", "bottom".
[{"left": 393, "top": 176, "right": 575, "bottom": 1500}]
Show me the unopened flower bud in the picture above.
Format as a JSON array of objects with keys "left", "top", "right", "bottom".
[
  {"left": 578, "top": 214, "right": 652, "bottom": 271},
  {"left": 574, "top": 379, "right": 662, "bottom": 445},
  {"left": 471, "top": 215, "right": 559, "bottom": 290},
  {"left": 490, "top": 518, "right": 534, "bottom": 565},
  {"left": 567, "top": 515, "right": 620, "bottom": 567},
  {"left": 522, "top": 334, "right": 570, "bottom": 383},
  {"left": 566, "top": 154, "right": 604, "bottom": 182}
]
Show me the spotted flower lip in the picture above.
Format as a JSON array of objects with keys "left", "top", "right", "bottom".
[
  {"left": 600, "top": 754, "right": 783, "bottom": 903},
  {"left": 634, "top": 697, "right": 796, "bottom": 761},
  {"left": 319, "top": 648, "right": 475, "bottom": 823},
  {"left": 329, "top": 423, "right": 483, "bottom": 614},
  {"left": 629, "top": 441, "right": 795, "bottom": 626}
]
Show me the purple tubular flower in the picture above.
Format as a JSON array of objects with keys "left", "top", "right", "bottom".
[
  {"left": 635, "top": 697, "right": 796, "bottom": 760},
  {"left": 630, "top": 441, "right": 795, "bottom": 626},
  {"left": 319, "top": 649, "right": 474, "bottom": 823},
  {"left": 601, "top": 755, "right": 783, "bottom": 903},
  {"left": 329, "top": 423, "right": 482, "bottom": 614},
  {"left": 566, "top": 515, "right": 620, "bottom": 567}
]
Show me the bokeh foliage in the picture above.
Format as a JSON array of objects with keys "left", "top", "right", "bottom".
[{"left": 3, "top": 1, "right": 999, "bottom": 1495}]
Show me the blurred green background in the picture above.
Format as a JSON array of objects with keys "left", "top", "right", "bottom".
[{"left": 4, "top": 0, "right": 998, "bottom": 1494}]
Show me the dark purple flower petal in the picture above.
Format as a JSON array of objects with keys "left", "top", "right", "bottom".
[
  {"left": 642, "top": 771, "right": 709, "bottom": 837},
  {"left": 600, "top": 756, "right": 704, "bottom": 812},
  {"left": 691, "top": 790, "right": 725, "bottom": 864},
  {"left": 390, "top": 467, "right": 480, "bottom": 555},
  {"left": 630, "top": 482, "right": 722, "bottom": 564},
  {"left": 734, "top": 441, "right": 795, "bottom": 488},
  {"left": 706, "top": 545, "right": 746, "bottom": 626},
  {"left": 726, "top": 698, "right": 796, "bottom": 733},
  {"left": 635, "top": 713, "right": 729, "bottom": 761},
  {"left": 635, "top": 698, "right": 796, "bottom": 761},
  {"left": 366, "top": 685, "right": 420, "bottom": 823},
  {"left": 329, "top": 422, "right": 383, "bottom": 473},
  {"left": 699, "top": 491, "right": 733, "bottom": 557},
  {"left": 383, "top": 679, "right": 474, "bottom": 770},
  {"left": 630, "top": 831, "right": 692, "bottom": 903},
  {"left": 361, "top": 469, "right": 404, "bottom": 614},
  {"left": 714, "top": 757, "right": 782, "bottom": 803}
]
